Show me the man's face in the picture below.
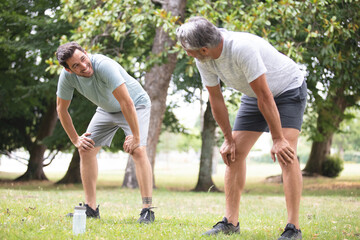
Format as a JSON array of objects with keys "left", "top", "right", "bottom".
[
  {"left": 65, "top": 49, "right": 94, "bottom": 78},
  {"left": 185, "top": 48, "right": 211, "bottom": 62}
]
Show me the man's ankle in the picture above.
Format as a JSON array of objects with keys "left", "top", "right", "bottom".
[
  {"left": 86, "top": 203, "right": 97, "bottom": 210},
  {"left": 226, "top": 217, "right": 238, "bottom": 226}
]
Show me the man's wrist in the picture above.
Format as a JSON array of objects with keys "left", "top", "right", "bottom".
[
  {"left": 70, "top": 136, "right": 79, "bottom": 144},
  {"left": 272, "top": 135, "right": 285, "bottom": 142},
  {"left": 223, "top": 131, "right": 233, "bottom": 142}
]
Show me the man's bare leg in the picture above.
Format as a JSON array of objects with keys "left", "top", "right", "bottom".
[
  {"left": 225, "top": 131, "right": 262, "bottom": 226},
  {"left": 132, "top": 146, "right": 153, "bottom": 208},
  {"left": 79, "top": 146, "right": 101, "bottom": 210},
  {"left": 279, "top": 128, "right": 302, "bottom": 229}
]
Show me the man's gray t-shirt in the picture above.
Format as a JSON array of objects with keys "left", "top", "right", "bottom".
[
  {"left": 196, "top": 29, "right": 304, "bottom": 98},
  {"left": 57, "top": 54, "right": 151, "bottom": 112}
]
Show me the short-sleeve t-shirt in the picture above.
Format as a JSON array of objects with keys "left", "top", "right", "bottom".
[
  {"left": 56, "top": 54, "right": 151, "bottom": 112},
  {"left": 196, "top": 29, "right": 304, "bottom": 98}
]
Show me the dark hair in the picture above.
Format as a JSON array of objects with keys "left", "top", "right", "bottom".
[
  {"left": 56, "top": 42, "right": 85, "bottom": 69},
  {"left": 176, "top": 16, "right": 222, "bottom": 50}
]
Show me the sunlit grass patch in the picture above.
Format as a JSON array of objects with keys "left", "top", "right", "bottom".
[{"left": 0, "top": 163, "right": 359, "bottom": 239}]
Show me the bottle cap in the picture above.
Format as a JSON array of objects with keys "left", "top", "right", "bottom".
[{"left": 75, "top": 206, "right": 86, "bottom": 210}]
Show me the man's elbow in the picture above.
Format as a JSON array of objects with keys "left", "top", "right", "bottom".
[{"left": 121, "top": 99, "right": 135, "bottom": 111}]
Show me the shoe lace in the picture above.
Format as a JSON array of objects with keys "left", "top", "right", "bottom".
[
  {"left": 139, "top": 207, "right": 155, "bottom": 218},
  {"left": 213, "top": 220, "right": 227, "bottom": 229},
  {"left": 281, "top": 225, "right": 298, "bottom": 237}
]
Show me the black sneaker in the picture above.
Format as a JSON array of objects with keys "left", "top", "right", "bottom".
[
  {"left": 278, "top": 223, "right": 302, "bottom": 240},
  {"left": 85, "top": 204, "right": 100, "bottom": 219},
  {"left": 137, "top": 207, "right": 155, "bottom": 224},
  {"left": 66, "top": 204, "right": 100, "bottom": 219},
  {"left": 202, "top": 217, "right": 240, "bottom": 236}
]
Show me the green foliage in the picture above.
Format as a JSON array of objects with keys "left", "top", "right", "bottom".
[
  {"left": 158, "top": 131, "right": 201, "bottom": 153},
  {"left": 44, "top": 94, "right": 98, "bottom": 152},
  {"left": 322, "top": 154, "right": 344, "bottom": 178},
  {"left": 172, "top": 57, "right": 203, "bottom": 103},
  {"left": 162, "top": 104, "right": 187, "bottom": 134},
  {"left": 47, "top": 0, "right": 181, "bottom": 75},
  {"left": 333, "top": 109, "right": 360, "bottom": 152},
  {"left": 0, "top": 0, "right": 71, "bottom": 153}
]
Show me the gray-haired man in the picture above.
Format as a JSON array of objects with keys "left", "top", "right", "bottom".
[
  {"left": 177, "top": 17, "right": 306, "bottom": 240},
  {"left": 56, "top": 42, "right": 154, "bottom": 223}
]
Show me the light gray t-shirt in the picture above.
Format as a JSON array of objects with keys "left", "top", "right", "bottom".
[
  {"left": 57, "top": 54, "right": 151, "bottom": 112},
  {"left": 196, "top": 29, "right": 304, "bottom": 98}
]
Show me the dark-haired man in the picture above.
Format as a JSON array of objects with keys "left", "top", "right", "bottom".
[{"left": 56, "top": 42, "right": 154, "bottom": 223}]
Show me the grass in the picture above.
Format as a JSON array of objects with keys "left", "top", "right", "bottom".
[{"left": 0, "top": 162, "right": 359, "bottom": 239}]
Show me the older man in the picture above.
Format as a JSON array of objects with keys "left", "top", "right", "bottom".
[{"left": 177, "top": 17, "right": 306, "bottom": 240}]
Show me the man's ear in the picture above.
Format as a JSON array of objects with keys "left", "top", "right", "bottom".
[
  {"left": 65, "top": 68, "right": 72, "bottom": 73},
  {"left": 200, "top": 47, "right": 209, "bottom": 55}
]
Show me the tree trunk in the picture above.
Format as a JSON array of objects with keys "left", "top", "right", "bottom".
[
  {"left": 16, "top": 101, "right": 58, "bottom": 181},
  {"left": 304, "top": 134, "right": 333, "bottom": 175},
  {"left": 122, "top": 155, "right": 139, "bottom": 189},
  {"left": 125, "top": 0, "right": 186, "bottom": 188},
  {"left": 304, "top": 87, "right": 350, "bottom": 175},
  {"left": 193, "top": 100, "right": 220, "bottom": 192},
  {"left": 56, "top": 149, "right": 81, "bottom": 184}
]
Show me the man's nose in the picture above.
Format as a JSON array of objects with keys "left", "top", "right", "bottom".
[{"left": 80, "top": 62, "right": 87, "bottom": 70}]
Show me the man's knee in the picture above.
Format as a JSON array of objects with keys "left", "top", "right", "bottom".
[
  {"left": 132, "top": 146, "right": 148, "bottom": 163},
  {"left": 280, "top": 159, "right": 301, "bottom": 174},
  {"left": 78, "top": 147, "right": 100, "bottom": 159}
]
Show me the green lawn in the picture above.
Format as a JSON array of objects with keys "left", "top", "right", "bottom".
[{"left": 0, "top": 163, "right": 359, "bottom": 239}]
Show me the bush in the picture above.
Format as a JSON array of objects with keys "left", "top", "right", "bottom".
[{"left": 322, "top": 155, "right": 344, "bottom": 178}]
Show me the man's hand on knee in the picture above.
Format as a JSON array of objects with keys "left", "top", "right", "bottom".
[
  {"left": 271, "top": 138, "right": 295, "bottom": 165},
  {"left": 74, "top": 132, "right": 95, "bottom": 151},
  {"left": 123, "top": 135, "right": 140, "bottom": 154}
]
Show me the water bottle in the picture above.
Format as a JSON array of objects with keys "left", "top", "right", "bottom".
[{"left": 73, "top": 203, "right": 86, "bottom": 235}]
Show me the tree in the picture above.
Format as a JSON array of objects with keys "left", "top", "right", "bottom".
[
  {"left": 0, "top": 0, "right": 72, "bottom": 181},
  {"left": 193, "top": 100, "right": 220, "bottom": 192},
  {"left": 143, "top": 0, "right": 187, "bottom": 187},
  {"left": 299, "top": 1, "right": 360, "bottom": 175},
  {"left": 172, "top": 56, "right": 220, "bottom": 192}
]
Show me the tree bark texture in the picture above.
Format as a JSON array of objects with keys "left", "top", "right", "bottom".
[
  {"left": 193, "top": 100, "right": 220, "bottom": 192},
  {"left": 56, "top": 149, "right": 81, "bottom": 184},
  {"left": 304, "top": 87, "right": 351, "bottom": 175},
  {"left": 16, "top": 101, "right": 58, "bottom": 181},
  {"left": 123, "top": 0, "right": 187, "bottom": 188}
]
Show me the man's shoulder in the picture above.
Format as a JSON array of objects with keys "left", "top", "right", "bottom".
[
  {"left": 91, "top": 54, "right": 120, "bottom": 71},
  {"left": 224, "top": 32, "right": 261, "bottom": 59},
  {"left": 59, "top": 68, "right": 76, "bottom": 81}
]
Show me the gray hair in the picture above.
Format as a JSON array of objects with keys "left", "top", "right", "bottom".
[{"left": 176, "top": 17, "right": 222, "bottom": 50}]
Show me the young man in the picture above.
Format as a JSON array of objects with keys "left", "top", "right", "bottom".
[
  {"left": 56, "top": 42, "right": 154, "bottom": 223},
  {"left": 177, "top": 17, "right": 307, "bottom": 240}
]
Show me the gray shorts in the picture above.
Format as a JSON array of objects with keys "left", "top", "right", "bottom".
[
  {"left": 233, "top": 81, "right": 307, "bottom": 132},
  {"left": 86, "top": 106, "right": 151, "bottom": 147}
]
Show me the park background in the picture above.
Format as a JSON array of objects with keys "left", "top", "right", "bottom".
[{"left": 0, "top": 0, "right": 359, "bottom": 239}]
